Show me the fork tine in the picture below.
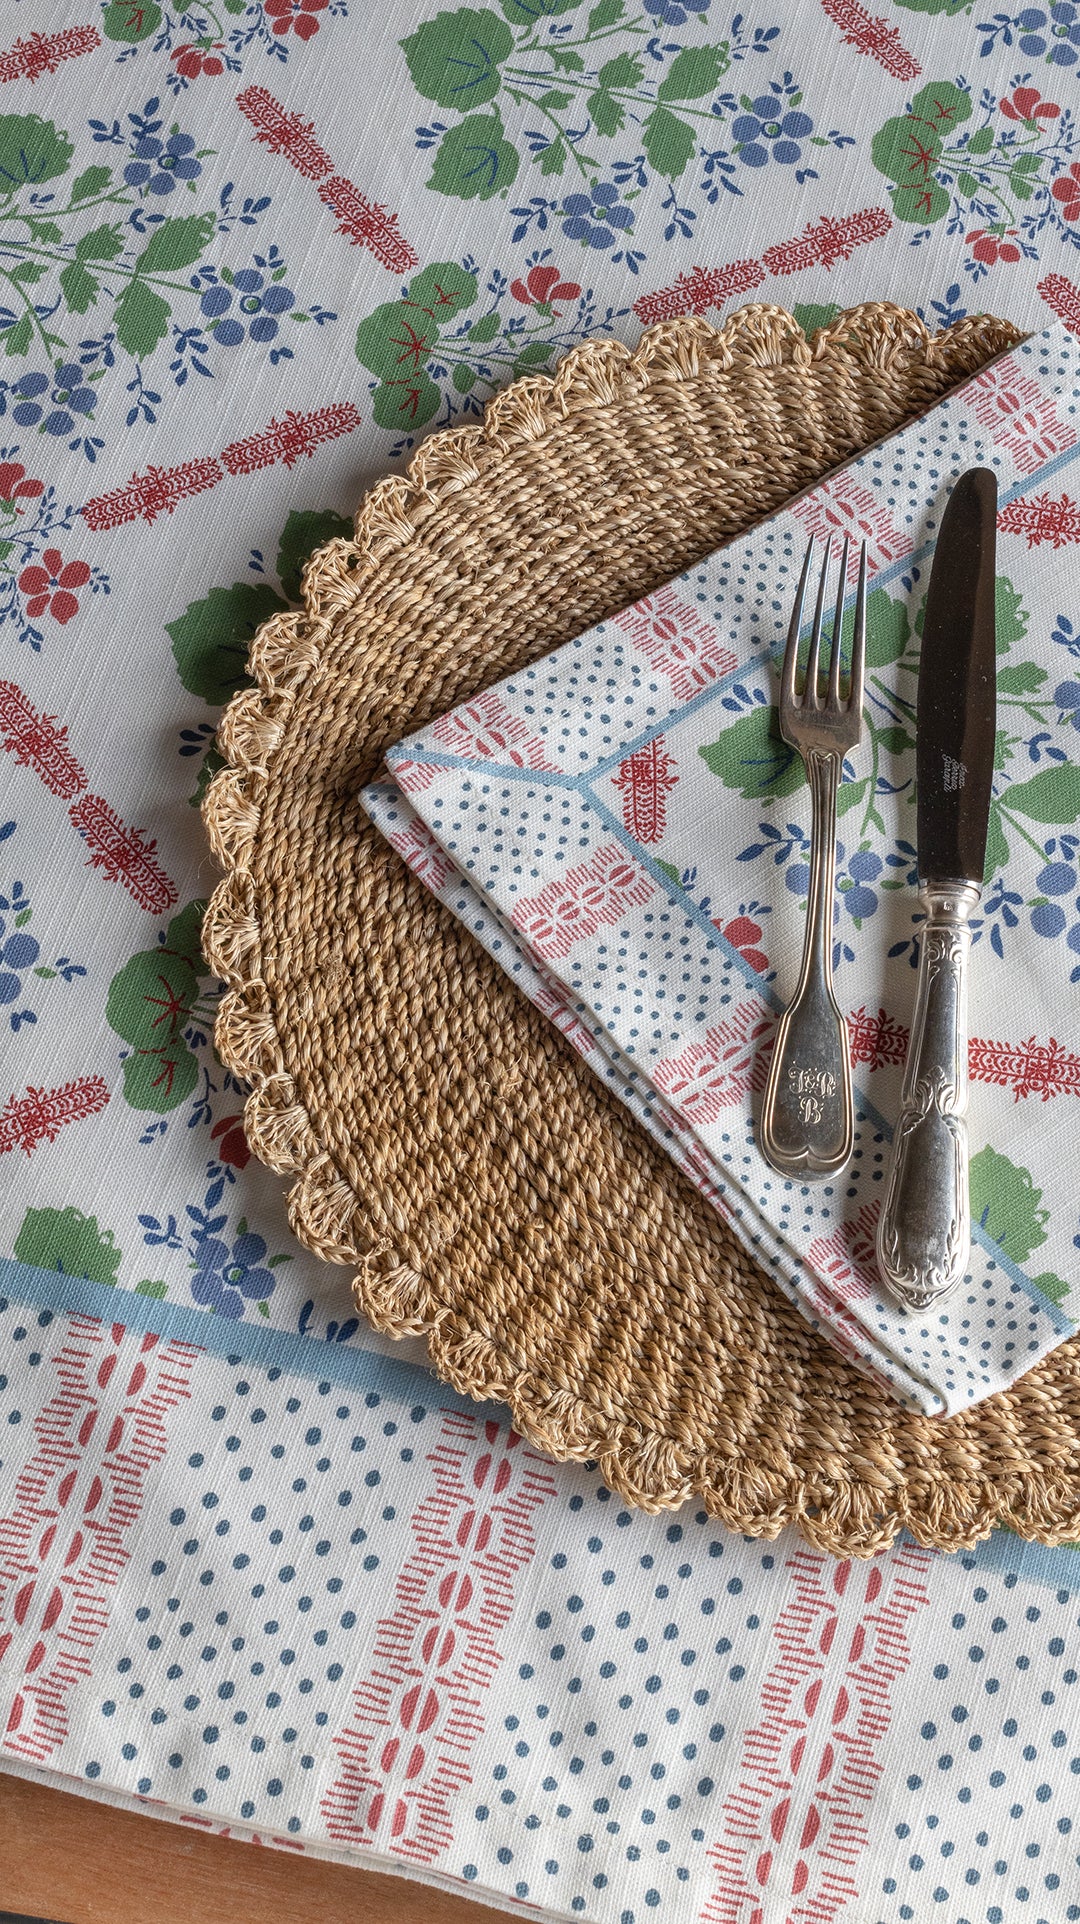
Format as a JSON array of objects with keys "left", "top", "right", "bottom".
[
  {"left": 782, "top": 538, "right": 815, "bottom": 711},
  {"left": 828, "top": 534, "right": 850, "bottom": 710},
  {"left": 804, "top": 535, "right": 832, "bottom": 710},
  {"left": 849, "top": 538, "right": 867, "bottom": 721}
]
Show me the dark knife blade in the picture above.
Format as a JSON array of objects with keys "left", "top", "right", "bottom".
[{"left": 917, "top": 467, "right": 998, "bottom": 886}]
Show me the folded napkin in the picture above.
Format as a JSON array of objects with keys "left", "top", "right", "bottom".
[{"left": 363, "top": 323, "right": 1080, "bottom": 1417}]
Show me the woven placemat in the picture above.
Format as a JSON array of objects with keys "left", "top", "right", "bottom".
[{"left": 202, "top": 300, "right": 1080, "bottom": 1558}]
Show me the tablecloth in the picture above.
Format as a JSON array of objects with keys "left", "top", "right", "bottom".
[{"left": 2, "top": 4, "right": 1080, "bottom": 1920}]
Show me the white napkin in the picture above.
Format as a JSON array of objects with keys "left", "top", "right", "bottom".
[{"left": 362, "top": 324, "right": 1080, "bottom": 1416}]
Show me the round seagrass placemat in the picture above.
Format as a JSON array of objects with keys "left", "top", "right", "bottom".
[{"left": 202, "top": 300, "right": 1080, "bottom": 1558}]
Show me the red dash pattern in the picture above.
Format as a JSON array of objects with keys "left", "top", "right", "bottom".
[
  {"left": 0, "top": 1314, "right": 196, "bottom": 1761},
  {"left": 701, "top": 1543, "right": 934, "bottom": 1924},
  {"left": 321, "top": 1412, "right": 557, "bottom": 1863},
  {"left": 237, "top": 87, "right": 417, "bottom": 271},
  {"left": 0, "top": 25, "right": 100, "bottom": 82},
  {"left": 820, "top": 0, "right": 920, "bottom": 79}
]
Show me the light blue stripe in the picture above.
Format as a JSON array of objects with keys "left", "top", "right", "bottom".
[
  {"left": 960, "top": 1525, "right": 1080, "bottom": 1593},
  {"left": 0, "top": 1256, "right": 503, "bottom": 1417}
]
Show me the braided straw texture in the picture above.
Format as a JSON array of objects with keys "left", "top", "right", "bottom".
[{"left": 203, "top": 301, "right": 1080, "bottom": 1559}]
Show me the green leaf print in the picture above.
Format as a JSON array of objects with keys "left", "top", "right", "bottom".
[
  {"left": 1030, "top": 1271, "right": 1071, "bottom": 1305},
  {"left": 59, "top": 261, "right": 100, "bottom": 315},
  {"left": 401, "top": 8, "right": 514, "bottom": 110},
  {"left": 908, "top": 82, "right": 972, "bottom": 132},
  {"left": 166, "top": 582, "right": 288, "bottom": 706},
  {"left": 997, "top": 663, "right": 1047, "bottom": 695},
  {"left": 792, "top": 303, "right": 841, "bottom": 337},
  {"left": 498, "top": 0, "right": 579, "bottom": 21},
  {"left": 407, "top": 261, "right": 480, "bottom": 317},
  {"left": 0, "top": 115, "right": 74, "bottom": 198},
  {"left": 372, "top": 369, "right": 442, "bottom": 429},
  {"left": 969, "top": 1147, "right": 1049, "bottom": 1266},
  {"left": 427, "top": 115, "right": 520, "bottom": 198},
  {"left": 891, "top": 0, "right": 977, "bottom": 12},
  {"left": 107, "top": 948, "right": 202, "bottom": 1052},
  {"left": 588, "top": 0, "right": 625, "bottom": 24},
  {"left": 597, "top": 52, "right": 644, "bottom": 89},
  {"left": 642, "top": 107, "right": 696, "bottom": 179},
  {"left": 101, "top": 1, "right": 163, "bottom": 40},
  {"left": 871, "top": 82, "right": 971, "bottom": 223},
  {"left": 588, "top": 90, "right": 625, "bottom": 137},
  {"left": 995, "top": 576, "right": 1029, "bottom": 655},
  {"left": 657, "top": 47, "right": 728, "bottom": 101},
  {"left": 865, "top": 588, "right": 910, "bottom": 668},
  {"left": 164, "top": 901, "right": 206, "bottom": 965},
  {"left": 135, "top": 214, "right": 217, "bottom": 274},
  {"left": 76, "top": 223, "right": 125, "bottom": 262},
  {"left": 120, "top": 1045, "right": 200, "bottom": 1112},
  {"left": 984, "top": 803, "right": 1009, "bottom": 879},
  {"left": 698, "top": 706, "right": 804, "bottom": 801},
  {"left": 13, "top": 1206, "right": 122, "bottom": 1287},
  {"left": 1003, "top": 764, "right": 1080, "bottom": 826},
  {"left": 114, "top": 280, "right": 171, "bottom": 356},
  {"left": 71, "top": 164, "right": 114, "bottom": 202},
  {"left": 275, "top": 508, "right": 353, "bottom": 603}
]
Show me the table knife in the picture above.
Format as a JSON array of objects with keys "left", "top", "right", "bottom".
[{"left": 876, "top": 468, "right": 997, "bottom": 1312}]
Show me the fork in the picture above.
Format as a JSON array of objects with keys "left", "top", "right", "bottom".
[{"left": 759, "top": 534, "right": 867, "bottom": 1181}]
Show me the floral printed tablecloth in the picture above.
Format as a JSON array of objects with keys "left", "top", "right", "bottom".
[{"left": 3, "top": 5, "right": 1080, "bottom": 1922}]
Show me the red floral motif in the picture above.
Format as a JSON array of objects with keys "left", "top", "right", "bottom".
[
  {"left": 17, "top": 549, "right": 91, "bottom": 625},
  {"left": 265, "top": 0, "right": 327, "bottom": 37},
  {"left": 0, "top": 25, "right": 100, "bottom": 83},
  {"left": 0, "top": 682, "right": 87, "bottom": 798},
  {"left": 821, "top": 0, "right": 919, "bottom": 77},
  {"left": 0, "top": 1077, "right": 109, "bottom": 1156},
  {"left": 1039, "top": 270, "right": 1080, "bottom": 336},
  {"left": 715, "top": 914, "right": 769, "bottom": 974},
  {"left": 1053, "top": 163, "right": 1080, "bottom": 223},
  {"left": 316, "top": 179, "right": 419, "bottom": 271},
  {"left": 236, "top": 87, "right": 417, "bottom": 271},
  {"left": 220, "top": 403, "right": 360, "bottom": 474},
  {"left": 999, "top": 490, "right": 1080, "bottom": 549},
  {"left": 322, "top": 1412, "right": 557, "bottom": 1862},
  {"left": 68, "top": 795, "right": 177, "bottom": 915},
  {"left": 83, "top": 457, "right": 223, "bottom": 531},
  {"left": 172, "top": 42, "right": 226, "bottom": 78},
  {"left": 969, "top": 1033, "right": 1080, "bottom": 1102},
  {"left": 761, "top": 206, "right": 892, "bottom": 276},
  {"left": 431, "top": 689, "right": 558, "bottom": 770},
  {"left": 652, "top": 1002, "right": 772, "bottom": 1124},
  {"left": 808, "top": 1199, "right": 880, "bottom": 1304},
  {"left": 633, "top": 258, "right": 765, "bottom": 325},
  {"left": 385, "top": 816, "right": 454, "bottom": 892},
  {"left": 0, "top": 461, "right": 44, "bottom": 509},
  {"left": 967, "top": 226, "right": 1022, "bottom": 266},
  {"left": 236, "top": 86, "right": 333, "bottom": 177},
  {"left": 848, "top": 1004, "right": 909, "bottom": 1069},
  {"left": 509, "top": 264, "right": 582, "bottom": 310},
  {"left": 0, "top": 1314, "right": 196, "bottom": 1761},
  {"left": 703, "top": 1545, "right": 934, "bottom": 1924},
  {"left": 791, "top": 474, "right": 913, "bottom": 569},
  {"left": 512, "top": 844, "right": 654, "bottom": 961},
  {"left": 613, "top": 586, "right": 738, "bottom": 702},
  {"left": 210, "top": 1112, "right": 251, "bottom": 1169},
  {"left": 1001, "top": 85, "right": 1060, "bottom": 124},
  {"left": 611, "top": 736, "right": 679, "bottom": 844}
]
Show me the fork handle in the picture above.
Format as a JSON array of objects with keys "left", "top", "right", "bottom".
[
  {"left": 876, "top": 879, "right": 980, "bottom": 1311},
  {"left": 760, "top": 750, "right": 854, "bottom": 1179}
]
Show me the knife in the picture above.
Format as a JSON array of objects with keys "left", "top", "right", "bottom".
[{"left": 876, "top": 468, "right": 997, "bottom": 1312}]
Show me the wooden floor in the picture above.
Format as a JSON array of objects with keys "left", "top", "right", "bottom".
[{"left": 1, "top": 1773, "right": 513, "bottom": 1924}]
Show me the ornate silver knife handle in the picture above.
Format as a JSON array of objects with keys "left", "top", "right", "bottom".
[{"left": 876, "top": 880, "right": 980, "bottom": 1311}]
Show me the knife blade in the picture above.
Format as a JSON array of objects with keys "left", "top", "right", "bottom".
[{"left": 877, "top": 468, "right": 998, "bottom": 1311}]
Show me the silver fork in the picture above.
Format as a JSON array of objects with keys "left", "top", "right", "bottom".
[{"left": 759, "top": 534, "right": 867, "bottom": 1181}]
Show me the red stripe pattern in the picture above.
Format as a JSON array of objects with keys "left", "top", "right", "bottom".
[
  {"left": 653, "top": 1003, "right": 772, "bottom": 1123},
  {"left": 511, "top": 844, "right": 655, "bottom": 961},
  {"left": 702, "top": 1543, "right": 934, "bottom": 1924},
  {"left": 633, "top": 209, "right": 891, "bottom": 326},
  {"left": 0, "top": 1314, "right": 197, "bottom": 1762},
  {"left": 820, "top": 0, "right": 920, "bottom": 79},
  {"left": 82, "top": 406, "right": 360, "bottom": 532},
  {"left": 790, "top": 473, "right": 913, "bottom": 569},
  {"left": 321, "top": 1412, "right": 557, "bottom": 1863},
  {"left": 431, "top": 689, "right": 559, "bottom": 770},
  {"left": 0, "top": 25, "right": 100, "bottom": 82},
  {"left": 237, "top": 87, "right": 417, "bottom": 272},
  {"left": 969, "top": 353, "right": 1078, "bottom": 474},
  {"left": 613, "top": 586, "right": 739, "bottom": 703},
  {"left": 0, "top": 1078, "right": 109, "bottom": 1157}
]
